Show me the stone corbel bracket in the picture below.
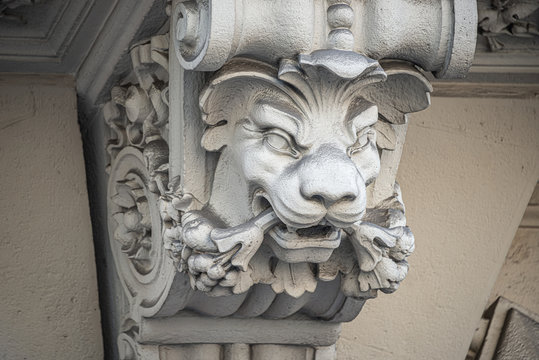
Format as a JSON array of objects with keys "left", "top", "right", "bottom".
[{"left": 103, "top": 1, "right": 477, "bottom": 358}]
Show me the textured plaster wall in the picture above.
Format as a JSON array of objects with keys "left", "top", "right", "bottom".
[
  {"left": 487, "top": 183, "right": 539, "bottom": 315},
  {"left": 338, "top": 97, "right": 539, "bottom": 359},
  {"left": 0, "top": 75, "right": 103, "bottom": 359}
]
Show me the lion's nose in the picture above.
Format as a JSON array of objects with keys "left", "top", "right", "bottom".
[{"left": 299, "top": 145, "right": 361, "bottom": 207}]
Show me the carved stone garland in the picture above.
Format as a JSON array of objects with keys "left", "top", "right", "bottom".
[{"left": 104, "top": 1, "right": 477, "bottom": 359}]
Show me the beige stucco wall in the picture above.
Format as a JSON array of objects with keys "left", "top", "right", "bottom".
[
  {"left": 0, "top": 75, "right": 103, "bottom": 359},
  {"left": 338, "top": 96, "right": 539, "bottom": 359},
  {"left": 487, "top": 182, "right": 539, "bottom": 315}
]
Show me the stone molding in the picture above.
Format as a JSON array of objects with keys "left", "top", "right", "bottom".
[
  {"left": 0, "top": 0, "right": 167, "bottom": 75},
  {"left": 99, "top": 1, "right": 477, "bottom": 358},
  {"left": 467, "top": 297, "right": 539, "bottom": 360}
]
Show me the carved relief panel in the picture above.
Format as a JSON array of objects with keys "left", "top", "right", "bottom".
[{"left": 103, "top": 1, "right": 477, "bottom": 358}]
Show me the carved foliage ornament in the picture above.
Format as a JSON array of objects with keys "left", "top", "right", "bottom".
[
  {"left": 105, "top": 33, "right": 175, "bottom": 317},
  {"left": 478, "top": 0, "right": 539, "bottom": 50}
]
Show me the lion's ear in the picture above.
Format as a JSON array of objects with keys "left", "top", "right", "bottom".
[
  {"left": 362, "top": 61, "right": 432, "bottom": 124},
  {"left": 201, "top": 123, "right": 229, "bottom": 152},
  {"left": 199, "top": 80, "right": 236, "bottom": 152},
  {"left": 199, "top": 58, "right": 282, "bottom": 152}
]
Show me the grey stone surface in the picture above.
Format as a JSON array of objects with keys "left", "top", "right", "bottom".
[{"left": 494, "top": 309, "right": 539, "bottom": 360}]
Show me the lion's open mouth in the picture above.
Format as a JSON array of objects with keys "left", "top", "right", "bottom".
[
  {"left": 251, "top": 192, "right": 342, "bottom": 262},
  {"left": 296, "top": 224, "right": 333, "bottom": 237},
  {"left": 267, "top": 222, "right": 341, "bottom": 250}
]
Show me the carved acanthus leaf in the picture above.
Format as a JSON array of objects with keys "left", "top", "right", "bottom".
[
  {"left": 271, "top": 262, "right": 318, "bottom": 298},
  {"left": 363, "top": 61, "right": 432, "bottom": 125},
  {"left": 318, "top": 239, "right": 356, "bottom": 282},
  {"left": 341, "top": 265, "right": 377, "bottom": 299},
  {"left": 248, "top": 249, "right": 276, "bottom": 285}
]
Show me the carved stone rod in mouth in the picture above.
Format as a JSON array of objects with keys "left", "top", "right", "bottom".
[
  {"left": 180, "top": 208, "right": 281, "bottom": 293},
  {"left": 180, "top": 200, "right": 414, "bottom": 296},
  {"left": 209, "top": 209, "right": 281, "bottom": 270}
]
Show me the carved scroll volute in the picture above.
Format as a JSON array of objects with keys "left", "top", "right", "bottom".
[{"left": 172, "top": 0, "right": 477, "bottom": 78}]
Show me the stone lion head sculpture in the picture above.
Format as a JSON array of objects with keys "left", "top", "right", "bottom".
[
  {"left": 167, "top": 50, "right": 430, "bottom": 304},
  {"left": 201, "top": 50, "right": 387, "bottom": 262}
]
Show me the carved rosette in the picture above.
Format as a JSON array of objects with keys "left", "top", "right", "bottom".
[
  {"left": 105, "top": 33, "right": 180, "bottom": 318},
  {"left": 108, "top": 147, "right": 174, "bottom": 315}
]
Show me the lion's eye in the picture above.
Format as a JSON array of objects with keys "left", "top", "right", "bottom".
[
  {"left": 266, "top": 133, "right": 288, "bottom": 150},
  {"left": 264, "top": 130, "right": 299, "bottom": 158},
  {"left": 348, "top": 127, "right": 375, "bottom": 156}
]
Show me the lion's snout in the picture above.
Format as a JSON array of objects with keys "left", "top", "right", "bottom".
[
  {"left": 296, "top": 144, "right": 367, "bottom": 227},
  {"left": 299, "top": 155, "right": 360, "bottom": 206}
]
